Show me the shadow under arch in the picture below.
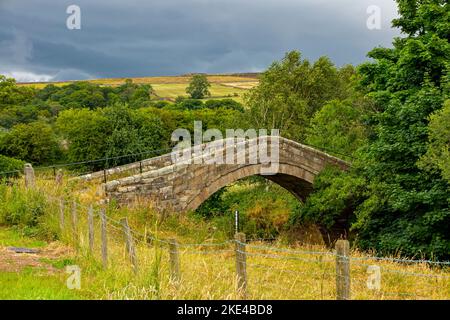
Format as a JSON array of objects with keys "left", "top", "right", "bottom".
[{"left": 185, "top": 163, "right": 347, "bottom": 246}]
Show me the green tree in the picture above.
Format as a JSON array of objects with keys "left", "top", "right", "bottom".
[
  {"left": 353, "top": 0, "right": 450, "bottom": 258},
  {"left": 300, "top": 0, "right": 450, "bottom": 259},
  {"left": 244, "top": 51, "right": 353, "bottom": 141},
  {"left": 306, "top": 100, "right": 368, "bottom": 157},
  {"left": 204, "top": 99, "right": 244, "bottom": 112},
  {"left": 102, "top": 105, "right": 165, "bottom": 166},
  {"left": 0, "top": 155, "right": 25, "bottom": 177},
  {"left": 116, "top": 79, "right": 154, "bottom": 107},
  {"left": 56, "top": 108, "right": 110, "bottom": 166},
  {"left": 0, "top": 75, "right": 36, "bottom": 108},
  {"left": 290, "top": 167, "right": 367, "bottom": 246},
  {"left": 57, "top": 105, "right": 167, "bottom": 170},
  {"left": 419, "top": 100, "right": 450, "bottom": 183},
  {"left": 0, "top": 105, "right": 40, "bottom": 129},
  {"left": 186, "top": 74, "right": 211, "bottom": 99},
  {"left": 0, "top": 122, "right": 60, "bottom": 165}
]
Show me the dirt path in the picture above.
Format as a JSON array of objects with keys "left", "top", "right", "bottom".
[{"left": 0, "top": 242, "right": 73, "bottom": 273}]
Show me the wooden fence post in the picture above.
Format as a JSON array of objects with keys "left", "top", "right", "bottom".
[
  {"left": 55, "top": 169, "right": 63, "bottom": 186},
  {"left": 88, "top": 205, "right": 94, "bottom": 253},
  {"left": 335, "top": 239, "right": 351, "bottom": 300},
  {"left": 59, "top": 199, "right": 65, "bottom": 232},
  {"left": 71, "top": 201, "right": 78, "bottom": 246},
  {"left": 169, "top": 238, "right": 180, "bottom": 282},
  {"left": 100, "top": 208, "right": 108, "bottom": 268},
  {"left": 235, "top": 232, "right": 247, "bottom": 299},
  {"left": 24, "top": 163, "right": 35, "bottom": 189},
  {"left": 121, "top": 218, "right": 138, "bottom": 274}
]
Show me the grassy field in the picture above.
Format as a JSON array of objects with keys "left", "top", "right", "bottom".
[
  {"left": 0, "top": 223, "right": 449, "bottom": 300},
  {"left": 0, "top": 228, "right": 81, "bottom": 300},
  {"left": 16, "top": 74, "right": 259, "bottom": 103},
  {"left": 152, "top": 83, "right": 246, "bottom": 102},
  {"left": 0, "top": 178, "right": 449, "bottom": 300},
  {"left": 0, "top": 269, "right": 82, "bottom": 300}
]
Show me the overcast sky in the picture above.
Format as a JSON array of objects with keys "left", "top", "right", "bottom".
[{"left": 0, "top": 0, "right": 400, "bottom": 82}]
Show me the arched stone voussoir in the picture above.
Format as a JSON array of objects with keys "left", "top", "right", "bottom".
[
  {"left": 105, "top": 136, "right": 350, "bottom": 213},
  {"left": 184, "top": 162, "right": 315, "bottom": 212}
]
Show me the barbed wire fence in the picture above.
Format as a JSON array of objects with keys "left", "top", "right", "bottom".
[{"left": 14, "top": 163, "right": 450, "bottom": 299}]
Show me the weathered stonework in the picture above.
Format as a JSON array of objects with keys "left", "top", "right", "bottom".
[{"left": 100, "top": 137, "right": 349, "bottom": 212}]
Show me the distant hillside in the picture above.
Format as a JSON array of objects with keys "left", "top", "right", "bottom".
[
  {"left": 17, "top": 73, "right": 259, "bottom": 86},
  {"left": 16, "top": 74, "right": 260, "bottom": 103}
]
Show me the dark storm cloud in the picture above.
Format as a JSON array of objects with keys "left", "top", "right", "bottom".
[{"left": 0, "top": 0, "right": 399, "bottom": 81}]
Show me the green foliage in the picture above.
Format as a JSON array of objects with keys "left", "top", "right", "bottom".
[
  {"left": 150, "top": 100, "right": 171, "bottom": 109},
  {"left": 0, "top": 75, "right": 42, "bottom": 130},
  {"left": 56, "top": 108, "right": 109, "bottom": 167},
  {"left": 204, "top": 99, "right": 244, "bottom": 112},
  {"left": 0, "top": 184, "right": 54, "bottom": 239},
  {"left": 103, "top": 106, "right": 167, "bottom": 166},
  {"left": 48, "top": 81, "right": 107, "bottom": 109},
  {"left": 176, "top": 98, "right": 204, "bottom": 110},
  {"left": 0, "top": 105, "right": 40, "bottom": 129},
  {"left": 169, "top": 97, "right": 244, "bottom": 112},
  {"left": 57, "top": 105, "right": 167, "bottom": 170},
  {"left": 116, "top": 79, "right": 154, "bottom": 108},
  {"left": 0, "top": 154, "right": 24, "bottom": 173},
  {"left": 244, "top": 51, "right": 356, "bottom": 141},
  {"left": 196, "top": 178, "right": 299, "bottom": 239},
  {"left": 0, "top": 76, "right": 245, "bottom": 171},
  {"left": 186, "top": 74, "right": 211, "bottom": 99},
  {"left": 34, "top": 79, "right": 155, "bottom": 111},
  {"left": 419, "top": 100, "right": 450, "bottom": 182},
  {"left": 0, "top": 75, "right": 36, "bottom": 107},
  {"left": 290, "top": 167, "right": 366, "bottom": 230},
  {"left": 0, "top": 121, "right": 60, "bottom": 165},
  {"left": 306, "top": 100, "right": 368, "bottom": 157},
  {"left": 299, "top": 0, "right": 450, "bottom": 259}
]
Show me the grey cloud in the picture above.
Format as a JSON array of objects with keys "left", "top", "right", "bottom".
[{"left": 0, "top": 0, "right": 400, "bottom": 81}]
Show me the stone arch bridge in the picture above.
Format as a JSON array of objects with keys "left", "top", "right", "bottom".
[
  {"left": 80, "top": 136, "right": 350, "bottom": 243},
  {"left": 82, "top": 136, "right": 349, "bottom": 215}
]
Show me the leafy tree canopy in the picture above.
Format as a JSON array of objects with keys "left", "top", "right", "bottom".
[
  {"left": 244, "top": 51, "right": 356, "bottom": 141},
  {"left": 186, "top": 74, "right": 211, "bottom": 99},
  {"left": 0, "top": 121, "right": 60, "bottom": 165},
  {"left": 419, "top": 100, "right": 450, "bottom": 183},
  {"left": 299, "top": 0, "right": 450, "bottom": 259}
]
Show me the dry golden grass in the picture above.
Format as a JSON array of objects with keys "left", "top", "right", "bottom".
[
  {"left": 4, "top": 177, "right": 449, "bottom": 300},
  {"left": 69, "top": 230, "right": 450, "bottom": 300},
  {"left": 221, "top": 82, "right": 259, "bottom": 90},
  {"left": 152, "top": 83, "right": 245, "bottom": 101},
  {"left": 88, "top": 75, "right": 258, "bottom": 86}
]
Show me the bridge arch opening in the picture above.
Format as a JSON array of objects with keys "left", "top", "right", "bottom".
[
  {"left": 185, "top": 163, "right": 315, "bottom": 212},
  {"left": 186, "top": 163, "right": 349, "bottom": 247},
  {"left": 104, "top": 137, "right": 351, "bottom": 245}
]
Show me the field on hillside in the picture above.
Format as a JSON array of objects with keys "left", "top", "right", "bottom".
[
  {"left": 151, "top": 83, "right": 246, "bottom": 102},
  {"left": 0, "top": 178, "right": 449, "bottom": 300},
  {"left": 17, "top": 75, "right": 259, "bottom": 103}
]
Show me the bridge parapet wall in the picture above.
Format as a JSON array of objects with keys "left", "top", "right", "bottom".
[{"left": 103, "top": 137, "right": 349, "bottom": 212}]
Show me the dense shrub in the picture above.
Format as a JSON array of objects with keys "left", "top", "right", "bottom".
[
  {"left": 0, "top": 121, "right": 60, "bottom": 165},
  {"left": 196, "top": 178, "right": 299, "bottom": 239},
  {"left": 0, "top": 184, "right": 55, "bottom": 239},
  {"left": 0, "top": 155, "right": 25, "bottom": 177}
]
